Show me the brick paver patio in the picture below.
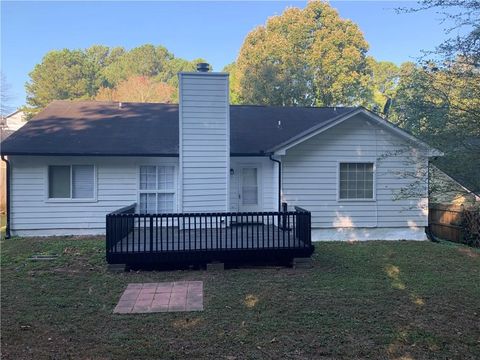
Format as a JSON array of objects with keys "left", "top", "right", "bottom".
[{"left": 113, "top": 281, "right": 203, "bottom": 314}]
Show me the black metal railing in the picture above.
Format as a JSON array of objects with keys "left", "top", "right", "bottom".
[{"left": 106, "top": 204, "right": 313, "bottom": 264}]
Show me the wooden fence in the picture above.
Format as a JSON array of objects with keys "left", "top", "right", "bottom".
[{"left": 429, "top": 203, "right": 480, "bottom": 247}]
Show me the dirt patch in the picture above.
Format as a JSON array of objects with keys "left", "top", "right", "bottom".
[{"left": 458, "top": 247, "right": 480, "bottom": 258}]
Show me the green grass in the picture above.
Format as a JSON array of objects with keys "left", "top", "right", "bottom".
[{"left": 1, "top": 237, "right": 479, "bottom": 359}]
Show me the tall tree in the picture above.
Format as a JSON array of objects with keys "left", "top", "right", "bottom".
[
  {"left": 222, "top": 63, "right": 241, "bottom": 104},
  {"left": 392, "top": 59, "right": 480, "bottom": 192},
  {"left": 232, "top": 1, "right": 371, "bottom": 106},
  {"left": 1, "top": 73, "right": 14, "bottom": 116},
  {"left": 95, "top": 76, "right": 176, "bottom": 103},
  {"left": 392, "top": 0, "right": 480, "bottom": 193},
  {"left": 24, "top": 44, "right": 208, "bottom": 116},
  {"left": 84, "top": 45, "right": 126, "bottom": 90},
  {"left": 25, "top": 49, "right": 97, "bottom": 112},
  {"left": 366, "top": 58, "right": 400, "bottom": 114},
  {"left": 155, "top": 57, "right": 208, "bottom": 101},
  {"left": 101, "top": 44, "right": 173, "bottom": 86}
]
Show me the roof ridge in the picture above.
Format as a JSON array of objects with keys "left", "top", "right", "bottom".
[
  {"left": 230, "top": 104, "right": 358, "bottom": 110},
  {"left": 46, "top": 99, "right": 358, "bottom": 110}
]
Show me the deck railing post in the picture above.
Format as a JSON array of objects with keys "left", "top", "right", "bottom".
[
  {"left": 149, "top": 216, "right": 153, "bottom": 253},
  {"left": 307, "top": 212, "right": 312, "bottom": 246},
  {"left": 106, "top": 215, "right": 111, "bottom": 255},
  {"left": 281, "top": 202, "right": 288, "bottom": 231}
]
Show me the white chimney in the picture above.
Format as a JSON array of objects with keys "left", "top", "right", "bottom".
[{"left": 178, "top": 63, "right": 230, "bottom": 213}]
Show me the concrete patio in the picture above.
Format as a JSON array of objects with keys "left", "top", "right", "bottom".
[{"left": 113, "top": 281, "right": 204, "bottom": 314}]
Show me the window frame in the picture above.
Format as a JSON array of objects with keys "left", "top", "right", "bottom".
[
  {"left": 336, "top": 160, "right": 376, "bottom": 202},
  {"left": 45, "top": 164, "right": 97, "bottom": 203},
  {"left": 137, "top": 164, "right": 177, "bottom": 214}
]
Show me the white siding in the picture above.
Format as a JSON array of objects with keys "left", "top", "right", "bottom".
[
  {"left": 229, "top": 157, "right": 277, "bottom": 212},
  {"left": 282, "top": 114, "right": 429, "bottom": 230},
  {"left": 10, "top": 156, "right": 178, "bottom": 236},
  {"left": 179, "top": 72, "right": 229, "bottom": 213}
]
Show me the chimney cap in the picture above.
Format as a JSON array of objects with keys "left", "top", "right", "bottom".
[{"left": 196, "top": 63, "right": 210, "bottom": 72}]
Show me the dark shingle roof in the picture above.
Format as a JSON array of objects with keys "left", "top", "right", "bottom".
[{"left": 0, "top": 100, "right": 357, "bottom": 156}]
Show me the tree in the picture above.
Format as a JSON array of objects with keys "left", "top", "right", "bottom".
[
  {"left": 25, "top": 49, "right": 97, "bottom": 116},
  {"left": 390, "top": 0, "right": 480, "bottom": 194},
  {"left": 155, "top": 57, "right": 208, "bottom": 101},
  {"left": 101, "top": 44, "right": 173, "bottom": 86},
  {"left": 366, "top": 58, "right": 400, "bottom": 114},
  {"left": 233, "top": 1, "right": 371, "bottom": 106},
  {"left": 222, "top": 62, "right": 241, "bottom": 104},
  {"left": 95, "top": 76, "right": 176, "bottom": 103},
  {"left": 1, "top": 73, "right": 14, "bottom": 116},
  {"left": 24, "top": 44, "right": 208, "bottom": 115},
  {"left": 84, "top": 45, "right": 126, "bottom": 90},
  {"left": 392, "top": 59, "right": 480, "bottom": 192}
]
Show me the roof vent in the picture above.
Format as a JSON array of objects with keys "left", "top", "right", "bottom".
[{"left": 196, "top": 63, "right": 210, "bottom": 72}]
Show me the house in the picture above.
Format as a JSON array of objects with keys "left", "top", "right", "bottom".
[
  {"left": 1, "top": 110, "right": 27, "bottom": 131},
  {"left": 1, "top": 110, "right": 26, "bottom": 215},
  {"left": 430, "top": 166, "right": 480, "bottom": 206},
  {"left": 1, "top": 64, "right": 442, "bottom": 263}
]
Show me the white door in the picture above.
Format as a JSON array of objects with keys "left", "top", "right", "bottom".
[{"left": 239, "top": 166, "right": 261, "bottom": 212}]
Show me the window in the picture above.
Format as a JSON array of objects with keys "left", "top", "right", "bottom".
[
  {"left": 339, "top": 163, "right": 374, "bottom": 200},
  {"left": 48, "top": 165, "right": 95, "bottom": 199},
  {"left": 139, "top": 165, "right": 175, "bottom": 214}
]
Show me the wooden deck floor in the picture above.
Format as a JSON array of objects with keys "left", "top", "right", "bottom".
[{"left": 111, "top": 224, "right": 306, "bottom": 253}]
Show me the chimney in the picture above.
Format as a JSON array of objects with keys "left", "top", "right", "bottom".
[
  {"left": 196, "top": 63, "right": 210, "bottom": 72},
  {"left": 178, "top": 63, "right": 230, "bottom": 213}
]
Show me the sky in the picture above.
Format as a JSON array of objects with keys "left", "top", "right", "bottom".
[{"left": 1, "top": 1, "right": 456, "bottom": 110}]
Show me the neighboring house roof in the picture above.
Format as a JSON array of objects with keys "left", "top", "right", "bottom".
[
  {"left": 2, "top": 110, "right": 27, "bottom": 131},
  {"left": 0, "top": 100, "right": 440, "bottom": 157},
  {"left": 5, "top": 109, "right": 22, "bottom": 118},
  {"left": 0, "top": 129, "right": 15, "bottom": 143},
  {"left": 432, "top": 164, "right": 480, "bottom": 198}
]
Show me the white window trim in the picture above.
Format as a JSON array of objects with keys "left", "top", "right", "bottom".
[
  {"left": 336, "top": 160, "right": 376, "bottom": 202},
  {"left": 137, "top": 164, "right": 178, "bottom": 214},
  {"left": 45, "top": 165, "right": 97, "bottom": 203}
]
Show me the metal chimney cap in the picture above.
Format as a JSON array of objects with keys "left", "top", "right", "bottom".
[{"left": 196, "top": 63, "right": 210, "bottom": 72}]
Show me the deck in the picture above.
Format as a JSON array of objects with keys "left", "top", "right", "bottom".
[
  {"left": 113, "top": 224, "right": 304, "bottom": 252},
  {"left": 106, "top": 205, "right": 314, "bottom": 265}
]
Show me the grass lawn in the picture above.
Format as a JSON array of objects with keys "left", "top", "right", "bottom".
[{"left": 1, "top": 237, "right": 479, "bottom": 359}]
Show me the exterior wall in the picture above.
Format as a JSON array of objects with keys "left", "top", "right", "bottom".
[
  {"left": 229, "top": 157, "right": 278, "bottom": 212},
  {"left": 282, "top": 114, "right": 429, "bottom": 240},
  {"left": 179, "top": 72, "right": 230, "bottom": 213},
  {"left": 9, "top": 156, "right": 179, "bottom": 236},
  {"left": 9, "top": 155, "right": 279, "bottom": 237},
  {"left": 312, "top": 227, "right": 427, "bottom": 241},
  {"left": 4, "top": 111, "right": 27, "bottom": 131}
]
